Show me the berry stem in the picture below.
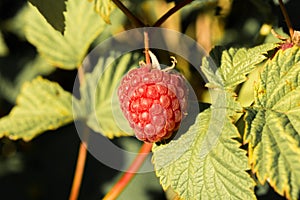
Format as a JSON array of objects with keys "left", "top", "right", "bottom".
[
  {"left": 153, "top": 0, "right": 193, "bottom": 27},
  {"left": 112, "top": 0, "right": 145, "bottom": 27},
  {"left": 278, "top": 0, "right": 294, "bottom": 38},
  {"left": 103, "top": 142, "right": 153, "bottom": 200},
  {"left": 144, "top": 31, "right": 151, "bottom": 65}
]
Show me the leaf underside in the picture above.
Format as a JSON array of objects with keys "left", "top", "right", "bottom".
[
  {"left": 245, "top": 47, "right": 300, "bottom": 200},
  {"left": 0, "top": 77, "right": 73, "bottom": 141}
]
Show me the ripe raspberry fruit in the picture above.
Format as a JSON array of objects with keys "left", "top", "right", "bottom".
[{"left": 118, "top": 61, "right": 188, "bottom": 143}]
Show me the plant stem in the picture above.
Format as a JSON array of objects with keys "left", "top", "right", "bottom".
[
  {"left": 153, "top": 0, "right": 193, "bottom": 27},
  {"left": 144, "top": 31, "right": 150, "bottom": 64},
  {"left": 112, "top": 0, "right": 145, "bottom": 27},
  {"left": 102, "top": 142, "right": 153, "bottom": 200},
  {"left": 69, "top": 66, "right": 89, "bottom": 200},
  {"left": 278, "top": 0, "right": 294, "bottom": 38},
  {"left": 69, "top": 129, "right": 89, "bottom": 200}
]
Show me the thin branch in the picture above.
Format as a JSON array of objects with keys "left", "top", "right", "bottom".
[
  {"left": 69, "top": 66, "right": 89, "bottom": 200},
  {"left": 102, "top": 142, "right": 153, "bottom": 200},
  {"left": 69, "top": 127, "right": 89, "bottom": 200},
  {"left": 112, "top": 0, "right": 145, "bottom": 27},
  {"left": 278, "top": 0, "right": 294, "bottom": 38},
  {"left": 153, "top": 0, "right": 193, "bottom": 27}
]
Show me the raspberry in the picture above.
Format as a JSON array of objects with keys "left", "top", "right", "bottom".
[{"left": 118, "top": 64, "right": 188, "bottom": 143}]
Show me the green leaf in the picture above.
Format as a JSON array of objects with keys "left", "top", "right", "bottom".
[
  {"left": 88, "top": 0, "right": 115, "bottom": 24},
  {"left": 25, "top": 0, "right": 106, "bottom": 69},
  {"left": 201, "top": 56, "right": 243, "bottom": 118},
  {"left": 73, "top": 52, "right": 142, "bottom": 138},
  {"left": 0, "top": 31, "right": 8, "bottom": 56},
  {"left": 152, "top": 108, "right": 256, "bottom": 200},
  {"left": 203, "top": 43, "right": 278, "bottom": 90},
  {"left": 245, "top": 46, "right": 300, "bottom": 200},
  {"left": 28, "top": 0, "right": 66, "bottom": 32},
  {"left": 0, "top": 77, "right": 73, "bottom": 141}
]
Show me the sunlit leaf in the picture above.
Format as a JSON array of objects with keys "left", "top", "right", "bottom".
[
  {"left": 25, "top": 0, "right": 106, "bottom": 69},
  {"left": 0, "top": 77, "right": 73, "bottom": 141},
  {"left": 153, "top": 108, "right": 256, "bottom": 200},
  {"left": 245, "top": 46, "right": 300, "bottom": 200},
  {"left": 88, "top": 0, "right": 115, "bottom": 24},
  {"left": 203, "top": 43, "right": 278, "bottom": 90}
]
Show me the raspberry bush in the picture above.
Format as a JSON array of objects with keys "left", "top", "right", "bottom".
[{"left": 0, "top": 0, "right": 300, "bottom": 200}]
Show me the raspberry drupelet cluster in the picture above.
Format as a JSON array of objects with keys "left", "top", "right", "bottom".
[{"left": 117, "top": 55, "right": 188, "bottom": 143}]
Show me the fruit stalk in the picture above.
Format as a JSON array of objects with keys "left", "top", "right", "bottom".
[{"left": 144, "top": 31, "right": 151, "bottom": 65}]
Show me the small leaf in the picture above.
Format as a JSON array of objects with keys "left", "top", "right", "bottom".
[
  {"left": 73, "top": 52, "right": 142, "bottom": 138},
  {"left": 0, "top": 77, "right": 73, "bottom": 141},
  {"left": 203, "top": 43, "right": 278, "bottom": 90},
  {"left": 152, "top": 108, "right": 256, "bottom": 200},
  {"left": 25, "top": 0, "right": 106, "bottom": 69},
  {"left": 245, "top": 46, "right": 300, "bottom": 200},
  {"left": 220, "top": 43, "right": 278, "bottom": 89},
  {"left": 88, "top": 0, "right": 115, "bottom": 24}
]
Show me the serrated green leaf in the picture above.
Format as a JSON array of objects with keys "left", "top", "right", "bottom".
[
  {"left": 73, "top": 52, "right": 142, "bottom": 138},
  {"left": 203, "top": 43, "right": 278, "bottom": 90},
  {"left": 245, "top": 46, "right": 300, "bottom": 200},
  {"left": 88, "top": 0, "right": 115, "bottom": 24},
  {"left": 152, "top": 108, "right": 256, "bottom": 200},
  {"left": 0, "top": 77, "right": 73, "bottom": 141},
  {"left": 25, "top": 0, "right": 106, "bottom": 69},
  {"left": 220, "top": 43, "right": 278, "bottom": 89}
]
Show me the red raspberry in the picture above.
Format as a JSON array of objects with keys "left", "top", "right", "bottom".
[{"left": 118, "top": 64, "right": 188, "bottom": 143}]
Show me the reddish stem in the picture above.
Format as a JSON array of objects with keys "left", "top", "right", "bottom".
[
  {"left": 69, "top": 67, "right": 89, "bottom": 200},
  {"left": 278, "top": 0, "right": 294, "bottom": 38},
  {"left": 153, "top": 0, "right": 193, "bottom": 27},
  {"left": 144, "top": 31, "right": 151, "bottom": 65},
  {"left": 102, "top": 142, "right": 153, "bottom": 200},
  {"left": 69, "top": 139, "right": 88, "bottom": 200}
]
